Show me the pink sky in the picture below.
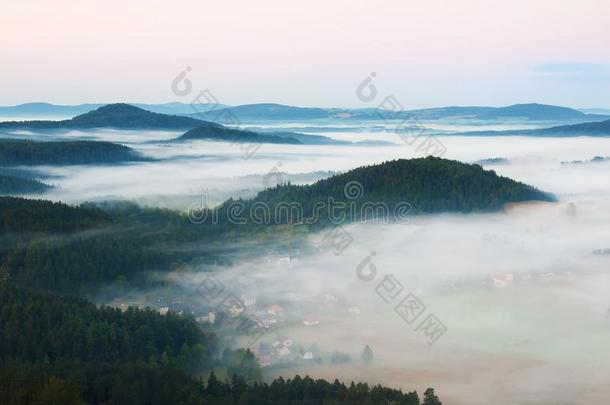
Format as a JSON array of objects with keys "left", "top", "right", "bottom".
[{"left": 1, "top": 0, "right": 609, "bottom": 108}]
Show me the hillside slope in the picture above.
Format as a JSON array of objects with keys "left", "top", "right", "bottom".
[
  {"left": 173, "top": 126, "right": 302, "bottom": 144},
  {"left": 0, "top": 139, "right": 148, "bottom": 166},
  {"left": 0, "top": 103, "right": 207, "bottom": 130},
  {"left": 235, "top": 157, "right": 555, "bottom": 224}
]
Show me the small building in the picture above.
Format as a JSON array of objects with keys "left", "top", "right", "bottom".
[
  {"left": 259, "top": 313, "right": 278, "bottom": 328},
  {"left": 277, "top": 346, "right": 291, "bottom": 356},
  {"left": 273, "top": 337, "right": 293, "bottom": 349},
  {"left": 300, "top": 351, "right": 314, "bottom": 360},
  {"left": 195, "top": 312, "right": 216, "bottom": 324},
  {"left": 348, "top": 306, "right": 361, "bottom": 315},
  {"left": 492, "top": 273, "right": 514, "bottom": 288},
  {"left": 242, "top": 297, "right": 257, "bottom": 307},
  {"left": 303, "top": 318, "right": 320, "bottom": 327},
  {"left": 223, "top": 300, "right": 245, "bottom": 317},
  {"left": 324, "top": 293, "right": 338, "bottom": 303},
  {"left": 267, "top": 305, "right": 284, "bottom": 316},
  {"left": 257, "top": 355, "right": 272, "bottom": 367}
]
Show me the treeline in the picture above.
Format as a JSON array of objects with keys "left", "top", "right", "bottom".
[
  {"left": 0, "top": 175, "right": 51, "bottom": 195},
  {"left": 175, "top": 126, "right": 301, "bottom": 144},
  {"left": 0, "top": 139, "right": 148, "bottom": 166},
  {"left": 0, "top": 103, "right": 205, "bottom": 130},
  {"left": 4, "top": 236, "right": 168, "bottom": 294},
  {"left": 196, "top": 372, "right": 431, "bottom": 405},
  {"left": 0, "top": 285, "right": 227, "bottom": 405},
  {"left": 0, "top": 286, "right": 214, "bottom": 366},
  {"left": 0, "top": 197, "right": 109, "bottom": 234},
  {"left": 0, "top": 154, "right": 557, "bottom": 295},
  {"left": 239, "top": 156, "right": 555, "bottom": 225},
  {"left": 0, "top": 198, "right": 298, "bottom": 295},
  {"left": 0, "top": 285, "right": 439, "bottom": 404},
  {"left": 0, "top": 198, "right": 187, "bottom": 294},
  {"left": 0, "top": 364, "right": 439, "bottom": 405}
]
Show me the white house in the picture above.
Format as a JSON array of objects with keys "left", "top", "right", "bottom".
[
  {"left": 348, "top": 306, "right": 361, "bottom": 315},
  {"left": 303, "top": 318, "right": 320, "bottom": 326},
  {"left": 242, "top": 297, "right": 256, "bottom": 307},
  {"left": 300, "top": 351, "right": 314, "bottom": 360}
]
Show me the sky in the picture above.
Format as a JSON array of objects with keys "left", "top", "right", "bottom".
[{"left": 1, "top": 0, "right": 610, "bottom": 108}]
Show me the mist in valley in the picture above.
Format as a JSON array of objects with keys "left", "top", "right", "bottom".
[{"left": 5, "top": 121, "right": 610, "bottom": 405}]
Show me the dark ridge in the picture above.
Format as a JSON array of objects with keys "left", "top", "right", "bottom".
[
  {"left": 476, "top": 103, "right": 587, "bottom": 120},
  {"left": 238, "top": 156, "right": 555, "bottom": 224},
  {"left": 456, "top": 118, "right": 610, "bottom": 137},
  {"left": 174, "top": 126, "right": 302, "bottom": 144},
  {"left": 0, "top": 139, "right": 149, "bottom": 166},
  {"left": 0, "top": 103, "right": 210, "bottom": 130},
  {"left": 0, "top": 175, "right": 51, "bottom": 195},
  {"left": 0, "top": 197, "right": 110, "bottom": 234},
  {"left": 538, "top": 119, "right": 610, "bottom": 136}
]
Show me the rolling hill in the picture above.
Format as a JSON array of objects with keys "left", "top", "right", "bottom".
[
  {"left": 537, "top": 119, "right": 610, "bottom": 136},
  {"left": 0, "top": 139, "right": 149, "bottom": 165},
  {"left": 0, "top": 103, "right": 208, "bottom": 130},
  {"left": 475, "top": 103, "right": 588, "bottom": 120},
  {"left": 172, "top": 126, "right": 302, "bottom": 144},
  {"left": 3, "top": 102, "right": 608, "bottom": 125},
  {"left": 0, "top": 104, "right": 338, "bottom": 145},
  {"left": 0, "top": 175, "right": 51, "bottom": 195},
  {"left": 218, "top": 156, "right": 555, "bottom": 226},
  {"left": 0, "top": 102, "right": 230, "bottom": 118},
  {"left": 189, "top": 103, "right": 331, "bottom": 121},
  {"left": 455, "top": 118, "right": 610, "bottom": 137}
]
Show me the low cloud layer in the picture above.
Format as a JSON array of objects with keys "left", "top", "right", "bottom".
[{"left": 10, "top": 125, "right": 610, "bottom": 405}]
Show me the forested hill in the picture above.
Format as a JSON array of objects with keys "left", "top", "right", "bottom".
[
  {"left": 0, "top": 103, "right": 208, "bottom": 130},
  {"left": 457, "top": 118, "right": 610, "bottom": 137},
  {"left": 0, "top": 103, "right": 307, "bottom": 145},
  {"left": 0, "top": 197, "right": 109, "bottom": 234},
  {"left": 0, "top": 139, "right": 148, "bottom": 165},
  {"left": 240, "top": 156, "right": 555, "bottom": 223},
  {"left": 0, "top": 174, "right": 51, "bottom": 195},
  {"left": 0, "top": 285, "right": 432, "bottom": 405},
  {"left": 0, "top": 157, "right": 555, "bottom": 294},
  {"left": 537, "top": 118, "right": 610, "bottom": 136},
  {"left": 173, "top": 126, "right": 302, "bottom": 144},
  {"left": 0, "top": 285, "right": 212, "bottom": 366},
  {"left": 0, "top": 285, "right": 216, "bottom": 404}
]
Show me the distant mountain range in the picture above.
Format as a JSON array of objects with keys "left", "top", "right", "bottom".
[
  {"left": 188, "top": 102, "right": 608, "bottom": 122},
  {"left": 561, "top": 156, "right": 610, "bottom": 165},
  {"left": 0, "top": 103, "right": 207, "bottom": 130},
  {"left": 0, "top": 104, "right": 349, "bottom": 145},
  {"left": 3, "top": 103, "right": 609, "bottom": 142},
  {"left": 0, "top": 102, "right": 228, "bottom": 118},
  {"left": 457, "top": 119, "right": 610, "bottom": 137},
  {"left": 191, "top": 103, "right": 331, "bottom": 121},
  {"left": 578, "top": 108, "right": 610, "bottom": 115},
  {"left": 474, "top": 103, "right": 589, "bottom": 121},
  {"left": 2, "top": 102, "right": 609, "bottom": 123},
  {"left": 173, "top": 126, "right": 301, "bottom": 144},
  {"left": 537, "top": 119, "right": 610, "bottom": 136},
  {"left": 385, "top": 103, "right": 605, "bottom": 121}
]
